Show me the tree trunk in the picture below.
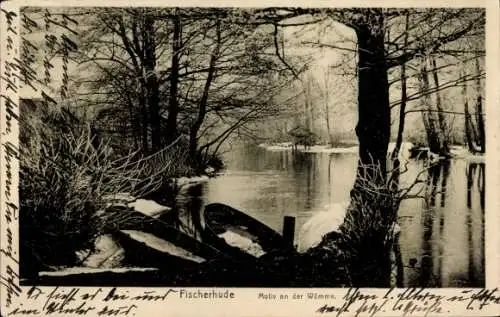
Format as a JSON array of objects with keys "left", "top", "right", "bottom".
[
  {"left": 474, "top": 58, "right": 485, "bottom": 153},
  {"left": 420, "top": 55, "right": 441, "bottom": 154},
  {"left": 353, "top": 23, "right": 390, "bottom": 185},
  {"left": 323, "top": 70, "right": 333, "bottom": 144},
  {"left": 138, "top": 93, "right": 149, "bottom": 153},
  {"left": 338, "top": 15, "right": 393, "bottom": 287},
  {"left": 303, "top": 81, "right": 312, "bottom": 132},
  {"left": 126, "top": 97, "right": 140, "bottom": 150},
  {"left": 143, "top": 15, "right": 161, "bottom": 151},
  {"left": 189, "top": 19, "right": 221, "bottom": 162},
  {"left": 392, "top": 12, "right": 410, "bottom": 160},
  {"left": 325, "top": 102, "right": 332, "bottom": 144},
  {"left": 165, "top": 13, "right": 182, "bottom": 144},
  {"left": 393, "top": 63, "right": 407, "bottom": 159},
  {"left": 430, "top": 56, "right": 449, "bottom": 155},
  {"left": 462, "top": 68, "right": 477, "bottom": 153}
]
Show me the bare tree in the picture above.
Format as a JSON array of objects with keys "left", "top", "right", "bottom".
[{"left": 256, "top": 7, "right": 485, "bottom": 286}]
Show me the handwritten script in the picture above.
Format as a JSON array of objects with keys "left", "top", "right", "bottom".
[
  {"left": 1, "top": 5, "right": 79, "bottom": 311},
  {"left": 1, "top": 6, "right": 21, "bottom": 310},
  {"left": 313, "top": 288, "right": 500, "bottom": 317},
  {"left": 2, "top": 286, "right": 500, "bottom": 316},
  {"left": 6, "top": 286, "right": 180, "bottom": 316}
]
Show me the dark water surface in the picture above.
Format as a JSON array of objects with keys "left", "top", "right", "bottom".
[{"left": 177, "top": 144, "right": 485, "bottom": 288}]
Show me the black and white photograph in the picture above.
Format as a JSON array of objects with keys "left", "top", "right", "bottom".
[{"left": 6, "top": 4, "right": 492, "bottom": 292}]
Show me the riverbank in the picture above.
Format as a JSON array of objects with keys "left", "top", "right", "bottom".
[
  {"left": 258, "top": 141, "right": 359, "bottom": 154},
  {"left": 20, "top": 141, "right": 222, "bottom": 281},
  {"left": 258, "top": 142, "right": 485, "bottom": 163},
  {"left": 24, "top": 142, "right": 485, "bottom": 287}
]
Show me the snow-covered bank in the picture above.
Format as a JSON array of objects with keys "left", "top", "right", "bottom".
[
  {"left": 297, "top": 201, "right": 401, "bottom": 254},
  {"left": 129, "top": 199, "right": 171, "bottom": 217},
  {"left": 297, "top": 202, "right": 349, "bottom": 253},
  {"left": 76, "top": 234, "right": 124, "bottom": 268},
  {"left": 39, "top": 267, "right": 159, "bottom": 276},
  {"left": 102, "top": 193, "right": 172, "bottom": 218},
  {"left": 102, "top": 173, "right": 216, "bottom": 218},
  {"left": 259, "top": 142, "right": 358, "bottom": 154},
  {"left": 450, "top": 145, "right": 485, "bottom": 163},
  {"left": 258, "top": 142, "right": 294, "bottom": 151},
  {"left": 259, "top": 142, "right": 415, "bottom": 157},
  {"left": 175, "top": 175, "right": 210, "bottom": 186},
  {"left": 302, "top": 145, "right": 359, "bottom": 154},
  {"left": 260, "top": 142, "right": 485, "bottom": 163}
]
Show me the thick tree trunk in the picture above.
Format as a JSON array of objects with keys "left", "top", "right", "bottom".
[
  {"left": 165, "top": 13, "right": 182, "bottom": 144},
  {"left": 353, "top": 24, "right": 390, "bottom": 186},
  {"left": 337, "top": 15, "right": 393, "bottom": 288}
]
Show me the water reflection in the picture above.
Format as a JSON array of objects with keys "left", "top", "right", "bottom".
[
  {"left": 161, "top": 184, "right": 205, "bottom": 240},
  {"left": 172, "top": 144, "right": 484, "bottom": 287},
  {"left": 399, "top": 159, "right": 484, "bottom": 287},
  {"left": 418, "top": 161, "right": 450, "bottom": 287},
  {"left": 466, "top": 163, "right": 485, "bottom": 285}
]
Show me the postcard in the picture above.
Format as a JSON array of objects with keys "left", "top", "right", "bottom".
[{"left": 1, "top": 0, "right": 499, "bottom": 316}]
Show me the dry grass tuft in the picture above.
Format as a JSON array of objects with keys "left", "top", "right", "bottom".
[{"left": 20, "top": 104, "right": 194, "bottom": 271}]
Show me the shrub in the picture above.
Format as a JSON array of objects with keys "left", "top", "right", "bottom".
[
  {"left": 19, "top": 105, "right": 191, "bottom": 274},
  {"left": 20, "top": 107, "right": 109, "bottom": 272}
]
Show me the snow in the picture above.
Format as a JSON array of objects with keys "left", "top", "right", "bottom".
[
  {"left": 39, "top": 267, "right": 158, "bottom": 276},
  {"left": 259, "top": 142, "right": 294, "bottom": 151},
  {"left": 218, "top": 230, "right": 266, "bottom": 257},
  {"left": 128, "top": 199, "right": 171, "bottom": 218},
  {"left": 297, "top": 202, "right": 401, "bottom": 253},
  {"left": 103, "top": 192, "right": 136, "bottom": 202},
  {"left": 120, "top": 230, "right": 206, "bottom": 263},
  {"left": 205, "top": 166, "right": 216, "bottom": 174},
  {"left": 76, "top": 234, "right": 124, "bottom": 268},
  {"left": 259, "top": 142, "right": 358, "bottom": 153},
  {"left": 386, "top": 222, "right": 401, "bottom": 243},
  {"left": 259, "top": 142, "right": 414, "bottom": 156},
  {"left": 464, "top": 155, "right": 485, "bottom": 163},
  {"left": 176, "top": 175, "right": 210, "bottom": 186},
  {"left": 258, "top": 142, "right": 293, "bottom": 149},
  {"left": 387, "top": 142, "right": 414, "bottom": 160},
  {"left": 450, "top": 145, "right": 485, "bottom": 163},
  {"left": 450, "top": 145, "right": 470, "bottom": 157},
  {"left": 297, "top": 202, "right": 349, "bottom": 253},
  {"left": 103, "top": 192, "right": 137, "bottom": 207},
  {"left": 302, "top": 146, "right": 359, "bottom": 154}
]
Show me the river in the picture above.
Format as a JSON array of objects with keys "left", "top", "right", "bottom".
[{"left": 175, "top": 144, "right": 485, "bottom": 288}]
